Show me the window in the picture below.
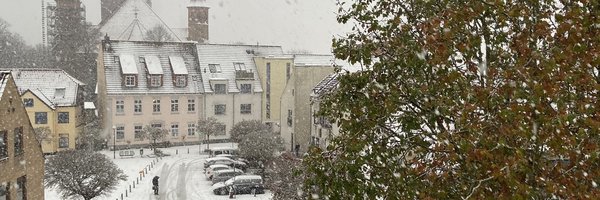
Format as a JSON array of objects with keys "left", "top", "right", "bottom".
[
  {"left": 35, "top": 112, "right": 48, "bottom": 124},
  {"left": 139, "top": 56, "right": 146, "bottom": 63},
  {"left": 171, "top": 99, "right": 179, "bottom": 112},
  {"left": 240, "top": 104, "right": 251, "bottom": 114},
  {"left": 0, "top": 182, "right": 8, "bottom": 200},
  {"left": 151, "top": 123, "right": 162, "bottom": 129},
  {"left": 14, "top": 127, "right": 23, "bottom": 155},
  {"left": 58, "top": 112, "right": 69, "bottom": 123},
  {"left": 233, "top": 62, "right": 246, "bottom": 71},
  {"left": 116, "top": 100, "right": 124, "bottom": 113},
  {"left": 214, "top": 104, "right": 226, "bottom": 115},
  {"left": 125, "top": 75, "right": 136, "bottom": 87},
  {"left": 134, "top": 125, "right": 143, "bottom": 141},
  {"left": 240, "top": 84, "right": 252, "bottom": 94},
  {"left": 214, "top": 84, "right": 226, "bottom": 94},
  {"left": 171, "top": 124, "right": 179, "bottom": 137},
  {"left": 59, "top": 134, "right": 69, "bottom": 148},
  {"left": 174, "top": 75, "right": 187, "bottom": 87},
  {"left": 149, "top": 75, "right": 162, "bottom": 87},
  {"left": 0, "top": 130, "right": 7, "bottom": 160},
  {"left": 116, "top": 126, "right": 125, "bottom": 139},
  {"left": 134, "top": 99, "right": 142, "bottom": 113},
  {"left": 208, "top": 64, "right": 221, "bottom": 73},
  {"left": 114, "top": 55, "right": 120, "bottom": 63},
  {"left": 288, "top": 110, "right": 293, "bottom": 126},
  {"left": 16, "top": 176, "right": 26, "bottom": 200},
  {"left": 215, "top": 124, "right": 226, "bottom": 136},
  {"left": 187, "top": 123, "right": 196, "bottom": 136},
  {"left": 153, "top": 99, "right": 160, "bottom": 112},
  {"left": 187, "top": 99, "right": 195, "bottom": 112},
  {"left": 286, "top": 63, "right": 291, "bottom": 81},
  {"left": 55, "top": 88, "right": 65, "bottom": 98},
  {"left": 23, "top": 98, "right": 34, "bottom": 107}
]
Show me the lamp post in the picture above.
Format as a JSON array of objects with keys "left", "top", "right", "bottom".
[{"left": 113, "top": 125, "right": 116, "bottom": 159}]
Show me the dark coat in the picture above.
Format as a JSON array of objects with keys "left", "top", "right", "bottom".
[{"left": 152, "top": 176, "right": 159, "bottom": 186}]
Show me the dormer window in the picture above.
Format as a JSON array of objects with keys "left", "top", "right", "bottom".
[
  {"left": 169, "top": 56, "right": 188, "bottom": 87},
  {"left": 125, "top": 75, "right": 137, "bottom": 87},
  {"left": 145, "top": 55, "right": 163, "bottom": 87},
  {"left": 119, "top": 54, "right": 139, "bottom": 87},
  {"left": 209, "top": 64, "right": 221, "bottom": 73},
  {"left": 139, "top": 56, "right": 146, "bottom": 63},
  {"left": 234, "top": 62, "right": 246, "bottom": 71},
  {"left": 214, "top": 84, "right": 227, "bottom": 94}
]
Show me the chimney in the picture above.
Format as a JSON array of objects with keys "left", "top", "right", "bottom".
[
  {"left": 187, "top": 0, "right": 209, "bottom": 43},
  {"left": 101, "top": 0, "right": 126, "bottom": 23}
]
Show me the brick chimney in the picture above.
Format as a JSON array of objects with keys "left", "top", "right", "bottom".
[{"left": 187, "top": 0, "right": 209, "bottom": 43}]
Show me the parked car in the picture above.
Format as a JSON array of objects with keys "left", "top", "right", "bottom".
[
  {"left": 211, "top": 169, "right": 244, "bottom": 184},
  {"left": 205, "top": 164, "right": 232, "bottom": 180},
  {"left": 204, "top": 157, "right": 233, "bottom": 169},
  {"left": 212, "top": 175, "right": 265, "bottom": 195},
  {"left": 208, "top": 147, "right": 239, "bottom": 157},
  {"left": 216, "top": 154, "right": 250, "bottom": 165}
]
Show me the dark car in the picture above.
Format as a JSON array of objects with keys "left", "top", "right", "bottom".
[{"left": 212, "top": 175, "right": 265, "bottom": 195}]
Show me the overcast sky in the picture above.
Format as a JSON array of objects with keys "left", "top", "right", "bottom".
[{"left": 0, "top": 0, "right": 350, "bottom": 54}]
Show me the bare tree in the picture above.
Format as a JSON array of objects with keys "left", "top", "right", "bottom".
[
  {"left": 140, "top": 125, "right": 168, "bottom": 151},
  {"left": 144, "top": 25, "right": 173, "bottom": 42},
  {"left": 33, "top": 127, "right": 51, "bottom": 144},
  {"left": 45, "top": 150, "right": 127, "bottom": 200},
  {"left": 197, "top": 117, "right": 225, "bottom": 150}
]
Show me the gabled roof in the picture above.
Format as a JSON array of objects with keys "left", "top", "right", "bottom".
[
  {"left": 5, "top": 69, "right": 85, "bottom": 107},
  {"left": 102, "top": 40, "right": 203, "bottom": 95},
  {"left": 99, "top": 0, "right": 180, "bottom": 41},
  {"left": 196, "top": 44, "right": 284, "bottom": 93},
  {"left": 24, "top": 89, "right": 56, "bottom": 110}
]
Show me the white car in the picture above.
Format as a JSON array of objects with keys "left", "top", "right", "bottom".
[
  {"left": 205, "top": 164, "right": 231, "bottom": 180},
  {"left": 204, "top": 157, "right": 233, "bottom": 169}
]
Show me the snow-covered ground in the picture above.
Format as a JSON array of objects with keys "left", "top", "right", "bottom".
[{"left": 45, "top": 143, "right": 273, "bottom": 200}]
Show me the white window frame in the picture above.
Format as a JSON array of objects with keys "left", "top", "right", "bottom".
[
  {"left": 125, "top": 75, "right": 136, "bottom": 87},
  {"left": 171, "top": 99, "right": 179, "bottom": 112}
]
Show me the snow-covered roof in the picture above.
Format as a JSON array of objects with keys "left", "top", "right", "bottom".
[
  {"left": 102, "top": 40, "right": 203, "bottom": 95},
  {"left": 120, "top": 54, "right": 139, "bottom": 74},
  {"left": 169, "top": 56, "right": 188, "bottom": 75},
  {"left": 84, "top": 102, "right": 96, "bottom": 110},
  {"left": 311, "top": 73, "right": 339, "bottom": 98},
  {"left": 99, "top": 0, "right": 180, "bottom": 41},
  {"left": 6, "top": 69, "right": 84, "bottom": 107},
  {"left": 0, "top": 71, "right": 9, "bottom": 101},
  {"left": 145, "top": 55, "right": 163, "bottom": 75},
  {"left": 196, "top": 44, "right": 283, "bottom": 93},
  {"left": 293, "top": 54, "right": 334, "bottom": 66}
]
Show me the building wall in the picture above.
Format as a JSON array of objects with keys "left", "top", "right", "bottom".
[
  {"left": 0, "top": 74, "right": 45, "bottom": 200},
  {"left": 254, "top": 57, "right": 293, "bottom": 125},
  {"left": 107, "top": 94, "right": 203, "bottom": 147},
  {"left": 310, "top": 99, "right": 340, "bottom": 150},
  {"left": 280, "top": 66, "right": 333, "bottom": 153}
]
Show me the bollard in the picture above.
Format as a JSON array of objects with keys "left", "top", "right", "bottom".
[
  {"left": 133, "top": 181, "right": 135, "bottom": 188},
  {"left": 176, "top": 149, "right": 178, "bottom": 154},
  {"left": 137, "top": 177, "right": 139, "bottom": 184},
  {"left": 120, "top": 193, "right": 123, "bottom": 200},
  {"left": 188, "top": 148, "right": 189, "bottom": 154},
  {"left": 145, "top": 167, "right": 148, "bottom": 174},
  {"left": 129, "top": 185, "right": 132, "bottom": 192},
  {"left": 125, "top": 189, "right": 128, "bottom": 197}
]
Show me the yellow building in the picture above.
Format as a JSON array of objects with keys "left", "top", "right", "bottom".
[
  {"left": 0, "top": 71, "right": 45, "bottom": 200},
  {"left": 10, "top": 69, "right": 85, "bottom": 154},
  {"left": 255, "top": 54, "right": 335, "bottom": 153}
]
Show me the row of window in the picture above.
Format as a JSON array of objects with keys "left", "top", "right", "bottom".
[
  {"left": 213, "top": 83, "right": 253, "bottom": 94},
  {"left": 116, "top": 98, "right": 196, "bottom": 114},
  {"left": 115, "top": 99, "right": 252, "bottom": 115},
  {"left": 0, "top": 176, "right": 26, "bottom": 200},
  {"left": 114, "top": 123, "right": 226, "bottom": 140},
  {"left": 34, "top": 112, "right": 70, "bottom": 124},
  {"left": 0, "top": 127, "right": 24, "bottom": 161}
]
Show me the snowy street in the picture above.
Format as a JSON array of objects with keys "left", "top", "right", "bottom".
[{"left": 45, "top": 144, "right": 273, "bottom": 200}]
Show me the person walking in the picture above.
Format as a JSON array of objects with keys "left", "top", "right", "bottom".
[{"left": 152, "top": 176, "right": 160, "bottom": 195}]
